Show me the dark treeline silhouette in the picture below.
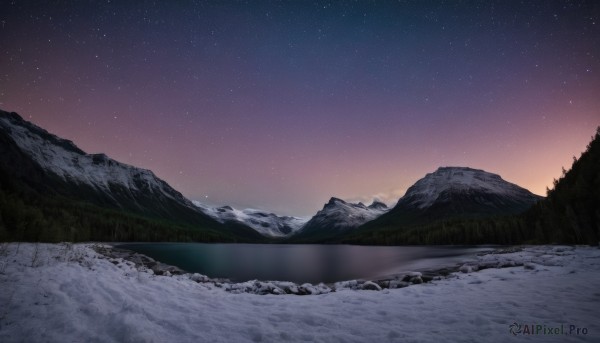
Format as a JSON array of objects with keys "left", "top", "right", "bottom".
[{"left": 0, "top": 168, "right": 265, "bottom": 243}]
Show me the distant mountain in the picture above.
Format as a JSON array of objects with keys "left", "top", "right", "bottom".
[
  {"left": 359, "top": 167, "right": 543, "bottom": 232},
  {"left": 398, "top": 166, "right": 541, "bottom": 217},
  {"left": 290, "top": 198, "right": 389, "bottom": 242},
  {"left": 0, "top": 109, "right": 262, "bottom": 241},
  {"left": 192, "top": 201, "right": 307, "bottom": 237}
]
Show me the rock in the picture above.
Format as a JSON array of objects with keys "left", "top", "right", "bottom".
[
  {"left": 298, "top": 283, "right": 316, "bottom": 295},
  {"left": 375, "top": 280, "right": 390, "bottom": 288},
  {"left": 253, "top": 281, "right": 285, "bottom": 295},
  {"left": 278, "top": 282, "right": 299, "bottom": 295},
  {"left": 334, "top": 280, "right": 359, "bottom": 290},
  {"left": 477, "top": 261, "right": 498, "bottom": 270},
  {"left": 361, "top": 281, "right": 382, "bottom": 291},
  {"left": 315, "top": 283, "right": 332, "bottom": 294},
  {"left": 409, "top": 276, "right": 423, "bottom": 284},
  {"left": 499, "top": 260, "right": 517, "bottom": 268},
  {"left": 389, "top": 280, "right": 410, "bottom": 289},
  {"left": 402, "top": 271, "right": 422, "bottom": 282},
  {"left": 190, "top": 273, "right": 209, "bottom": 283},
  {"left": 524, "top": 263, "right": 536, "bottom": 270},
  {"left": 436, "top": 268, "right": 453, "bottom": 276},
  {"left": 459, "top": 264, "right": 473, "bottom": 273}
]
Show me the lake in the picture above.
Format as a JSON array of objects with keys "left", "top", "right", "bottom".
[{"left": 117, "top": 243, "right": 495, "bottom": 284}]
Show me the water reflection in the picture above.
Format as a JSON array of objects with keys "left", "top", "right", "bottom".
[{"left": 118, "top": 243, "right": 493, "bottom": 283}]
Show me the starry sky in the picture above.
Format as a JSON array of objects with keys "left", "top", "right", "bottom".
[{"left": 1, "top": 1, "right": 599, "bottom": 216}]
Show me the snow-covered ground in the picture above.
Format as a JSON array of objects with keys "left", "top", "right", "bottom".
[{"left": 1, "top": 243, "right": 599, "bottom": 342}]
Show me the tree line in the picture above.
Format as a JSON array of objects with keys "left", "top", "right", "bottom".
[{"left": 341, "top": 127, "right": 600, "bottom": 245}]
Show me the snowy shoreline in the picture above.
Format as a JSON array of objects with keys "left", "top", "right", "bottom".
[
  {"left": 1, "top": 243, "right": 599, "bottom": 342},
  {"left": 95, "top": 244, "right": 525, "bottom": 295}
]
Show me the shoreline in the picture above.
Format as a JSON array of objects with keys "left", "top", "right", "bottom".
[
  {"left": 93, "top": 243, "right": 530, "bottom": 295},
  {"left": 2, "top": 242, "right": 598, "bottom": 342}
]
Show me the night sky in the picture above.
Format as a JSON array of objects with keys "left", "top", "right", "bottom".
[{"left": 1, "top": 1, "right": 599, "bottom": 216}]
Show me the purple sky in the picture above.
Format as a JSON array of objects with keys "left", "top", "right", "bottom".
[{"left": 1, "top": 1, "right": 599, "bottom": 216}]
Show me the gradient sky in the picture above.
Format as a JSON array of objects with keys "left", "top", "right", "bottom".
[{"left": 1, "top": 1, "right": 599, "bottom": 216}]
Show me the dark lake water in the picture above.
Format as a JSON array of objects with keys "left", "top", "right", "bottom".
[{"left": 117, "top": 243, "right": 495, "bottom": 284}]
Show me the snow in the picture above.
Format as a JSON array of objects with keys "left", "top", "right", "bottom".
[
  {"left": 298, "top": 198, "right": 390, "bottom": 233},
  {"left": 192, "top": 201, "right": 308, "bottom": 237},
  {"left": 2, "top": 243, "right": 599, "bottom": 342},
  {"left": 402, "top": 166, "right": 541, "bottom": 209},
  {"left": 0, "top": 115, "right": 186, "bottom": 204}
]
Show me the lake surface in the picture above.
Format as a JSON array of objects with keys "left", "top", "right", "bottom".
[{"left": 117, "top": 243, "right": 495, "bottom": 283}]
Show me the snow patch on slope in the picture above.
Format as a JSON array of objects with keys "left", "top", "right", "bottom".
[
  {"left": 299, "top": 198, "right": 389, "bottom": 233},
  {"left": 0, "top": 113, "right": 188, "bottom": 205},
  {"left": 402, "top": 167, "right": 541, "bottom": 209},
  {"left": 192, "top": 201, "right": 308, "bottom": 237}
]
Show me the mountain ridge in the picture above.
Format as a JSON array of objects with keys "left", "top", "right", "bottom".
[
  {"left": 0, "top": 109, "right": 263, "bottom": 241},
  {"left": 192, "top": 201, "right": 308, "bottom": 237},
  {"left": 356, "top": 166, "right": 543, "bottom": 233},
  {"left": 290, "top": 197, "right": 390, "bottom": 242}
]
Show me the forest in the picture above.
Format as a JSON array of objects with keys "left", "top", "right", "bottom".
[{"left": 0, "top": 168, "right": 263, "bottom": 243}]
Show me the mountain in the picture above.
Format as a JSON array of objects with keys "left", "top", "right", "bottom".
[
  {"left": 359, "top": 167, "right": 542, "bottom": 232},
  {"left": 338, "top": 166, "right": 544, "bottom": 245},
  {"left": 192, "top": 201, "right": 307, "bottom": 237},
  {"left": 397, "top": 167, "right": 542, "bottom": 218},
  {"left": 290, "top": 198, "right": 389, "bottom": 242},
  {"left": 0, "top": 109, "right": 263, "bottom": 242}
]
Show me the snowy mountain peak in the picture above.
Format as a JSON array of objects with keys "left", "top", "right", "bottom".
[
  {"left": 326, "top": 197, "right": 346, "bottom": 206},
  {"left": 295, "top": 197, "right": 390, "bottom": 237},
  {"left": 0, "top": 109, "right": 207, "bottom": 217},
  {"left": 368, "top": 201, "right": 388, "bottom": 210},
  {"left": 400, "top": 166, "right": 542, "bottom": 210},
  {"left": 192, "top": 201, "right": 308, "bottom": 237}
]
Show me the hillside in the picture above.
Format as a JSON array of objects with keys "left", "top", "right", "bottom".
[{"left": 0, "top": 110, "right": 264, "bottom": 243}]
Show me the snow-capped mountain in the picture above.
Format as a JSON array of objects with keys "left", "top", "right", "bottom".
[
  {"left": 192, "top": 201, "right": 308, "bottom": 237},
  {"left": 0, "top": 111, "right": 191, "bottom": 212},
  {"left": 0, "top": 110, "right": 194, "bottom": 215},
  {"left": 362, "top": 166, "right": 543, "bottom": 230},
  {"left": 396, "top": 167, "right": 543, "bottom": 215},
  {"left": 0, "top": 109, "right": 262, "bottom": 240},
  {"left": 292, "top": 198, "right": 389, "bottom": 240},
  {"left": 399, "top": 167, "right": 542, "bottom": 211}
]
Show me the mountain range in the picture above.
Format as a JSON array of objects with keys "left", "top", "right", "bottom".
[
  {"left": 192, "top": 201, "right": 307, "bottom": 237},
  {"left": 290, "top": 198, "right": 389, "bottom": 242},
  {"left": 291, "top": 167, "right": 542, "bottom": 242},
  {"left": 357, "top": 166, "right": 543, "bottom": 233},
  {"left": 0, "top": 109, "right": 553, "bottom": 243}
]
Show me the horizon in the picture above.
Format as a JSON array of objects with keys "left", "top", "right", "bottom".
[
  {"left": 0, "top": 107, "right": 582, "bottom": 218},
  {"left": 1, "top": 1, "right": 598, "bottom": 216}
]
